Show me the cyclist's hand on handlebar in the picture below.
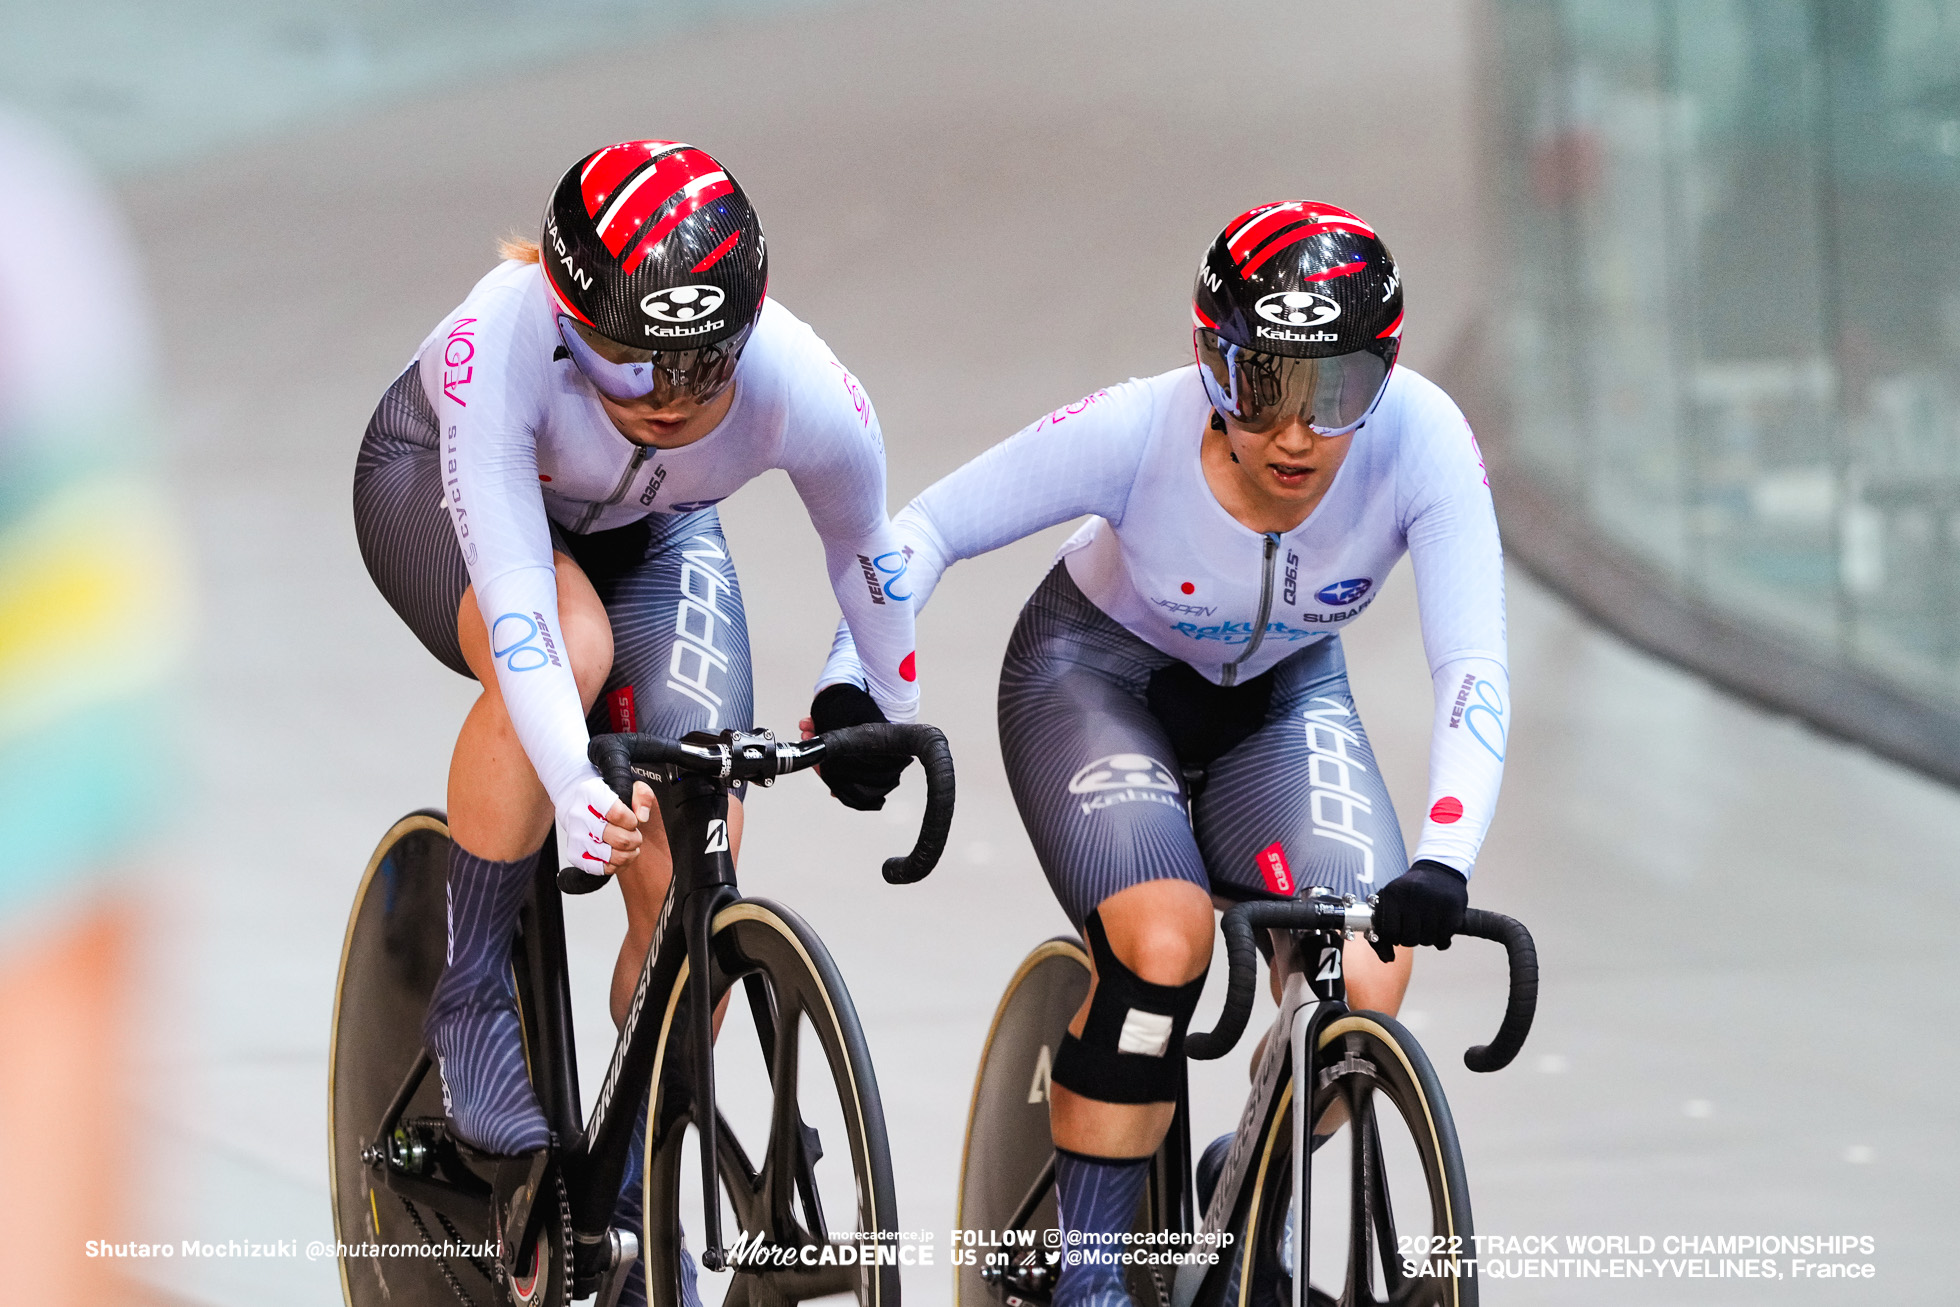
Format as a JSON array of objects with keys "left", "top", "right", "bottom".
[
  {"left": 808, "top": 682, "right": 911, "bottom": 811},
  {"left": 1372, "top": 860, "right": 1469, "bottom": 948},
  {"left": 556, "top": 776, "right": 656, "bottom": 876}
]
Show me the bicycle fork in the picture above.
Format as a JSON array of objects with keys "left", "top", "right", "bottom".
[
  {"left": 664, "top": 770, "right": 740, "bottom": 1271},
  {"left": 1288, "top": 925, "right": 1348, "bottom": 1307}
]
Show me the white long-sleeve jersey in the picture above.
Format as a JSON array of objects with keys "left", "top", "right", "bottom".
[
  {"left": 421, "top": 261, "right": 917, "bottom": 829},
  {"left": 822, "top": 364, "right": 1508, "bottom": 873}
]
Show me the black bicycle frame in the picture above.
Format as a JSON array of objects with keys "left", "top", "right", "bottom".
[{"left": 358, "top": 768, "right": 741, "bottom": 1278}]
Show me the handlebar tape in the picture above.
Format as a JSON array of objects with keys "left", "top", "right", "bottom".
[
  {"left": 1457, "top": 909, "right": 1538, "bottom": 1072},
  {"left": 1186, "top": 901, "right": 1323, "bottom": 1061},
  {"left": 570, "top": 726, "right": 955, "bottom": 892},
  {"left": 821, "top": 724, "right": 956, "bottom": 884}
]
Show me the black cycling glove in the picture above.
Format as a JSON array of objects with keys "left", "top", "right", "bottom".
[
  {"left": 810, "top": 682, "right": 912, "bottom": 811},
  {"left": 1372, "top": 860, "right": 1469, "bottom": 949}
]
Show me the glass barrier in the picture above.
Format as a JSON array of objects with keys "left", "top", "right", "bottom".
[{"left": 1485, "top": 0, "right": 1960, "bottom": 742}]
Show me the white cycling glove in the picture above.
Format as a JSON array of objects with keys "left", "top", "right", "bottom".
[{"left": 554, "top": 774, "right": 626, "bottom": 875}]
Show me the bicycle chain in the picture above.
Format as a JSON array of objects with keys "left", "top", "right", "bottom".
[
  {"left": 400, "top": 1195, "right": 486, "bottom": 1307},
  {"left": 437, "top": 1206, "right": 501, "bottom": 1287},
  {"left": 391, "top": 1169, "right": 576, "bottom": 1307}
]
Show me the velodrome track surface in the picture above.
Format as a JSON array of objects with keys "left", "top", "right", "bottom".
[{"left": 117, "top": 1, "right": 1956, "bottom": 1301}]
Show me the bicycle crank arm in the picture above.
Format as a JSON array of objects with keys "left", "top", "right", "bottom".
[
  {"left": 489, "top": 1149, "right": 555, "bottom": 1276},
  {"left": 591, "top": 1229, "right": 641, "bottom": 1307}
]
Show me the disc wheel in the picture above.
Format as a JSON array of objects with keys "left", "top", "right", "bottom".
[
  {"left": 953, "top": 937, "right": 1172, "bottom": 1307},
  {"left": 1234, "top": 1012, "right": 1475, "bottom": 1307},
  {"left": 643, "top": 899, "right": 898, "bottom": 1307},
  {"left": 329, "top": 811, "right": 569, "bottom": 1307}
]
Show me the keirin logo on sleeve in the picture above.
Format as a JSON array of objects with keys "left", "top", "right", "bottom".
[
  {"left": 1300, "top": 697, "right": 1376, "bottom": 883},
  {"left": 1067, "top": 754, "right": 1183, "bottom": 816}
]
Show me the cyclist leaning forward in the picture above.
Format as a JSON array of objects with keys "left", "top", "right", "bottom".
[
  {"left": 352, "top": 140, "right": 918, "bottom": 1305},
  {"left": 820, "top": 202, "right": 1508, "bottom": 1307}
]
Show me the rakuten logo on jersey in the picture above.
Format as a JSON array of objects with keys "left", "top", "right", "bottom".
[
  {"left": 1254, "top": 290, "right": 1340, "bottom": 327},
  {"left": 641, "top": 285, "right": 725, "bottom": 322},
  {"left": 1067, "top": 753, "right": 1183, "bottom": 816}
]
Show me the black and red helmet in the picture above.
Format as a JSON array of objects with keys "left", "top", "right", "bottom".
[
  {"left": 1193, "top": 202, "right": 1403, "bottom": 434},
  {"left": 540, "top": 140, "right": 767, "bottom": 353}
]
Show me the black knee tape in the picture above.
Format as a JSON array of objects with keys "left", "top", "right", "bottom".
[{"left": 1051, "top": 911, "right": 1206, "bottom": 1105}]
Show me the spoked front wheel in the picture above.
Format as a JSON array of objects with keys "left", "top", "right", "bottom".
[
  {"left": 644, "top": 899, "right": 899, "bottom": 1307},
  {"left": 1236, "top": 1012, "right": 1474, "bottom": 1307}
]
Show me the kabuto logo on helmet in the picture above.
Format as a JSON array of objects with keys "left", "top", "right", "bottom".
[
  {"left": 1254, "top": 290, "right": 1341, "bottom": 327},
  {"left": 540, "top": 140, "right": 768, "bottom": 352},
  {"left": 1192, "top": 200, "right": 1403, "bottom": 361},
  {"left": 641, "top": 285, "right": 726, "bottom": 323}
]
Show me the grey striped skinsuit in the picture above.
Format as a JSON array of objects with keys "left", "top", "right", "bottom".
[{"left": 998, "top": 565, "right": 1408, "bottom": 928}]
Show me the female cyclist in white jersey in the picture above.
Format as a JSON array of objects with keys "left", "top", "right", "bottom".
[
  {"left": 820, "top": 202, "right": 1507, "bottom": 1307},
  {"left": 353, "top": 140, "right": 918, "bottom": 1305}
]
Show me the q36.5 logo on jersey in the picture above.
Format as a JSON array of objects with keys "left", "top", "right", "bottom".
[
  {"left": 1314, "top": 577, "right": 1373, "bottom": 606},
  {"left": 640, "top": 285, "right": 725, "bottom": 322},
  {"left": 1254, "top": 290, "right": 1341, "bottom": 328}
]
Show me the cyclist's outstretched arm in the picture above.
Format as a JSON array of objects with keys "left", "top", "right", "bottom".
[
  {"left": 815, "top": 379, "right": 1157, "bottom": 690},
  {"left": 1395, "top": 374, "right": 1510, "bottom": 883}
]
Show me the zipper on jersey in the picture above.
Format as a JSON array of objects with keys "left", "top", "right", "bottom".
[
  {"left": 1220, "top": 532, "right": 1281, "bottom": 687},
  {"left": 576, "top": 444, "right": 652, "bottom": 533}
]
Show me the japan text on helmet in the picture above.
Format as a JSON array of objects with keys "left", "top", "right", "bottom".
[
  {"left": 540, "top": 140, "right": 767, "bottom": 354},
  {"left": 1192, "top": 202, "right": 1403, "bottom": 434}
]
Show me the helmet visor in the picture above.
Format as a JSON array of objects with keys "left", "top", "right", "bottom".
[
  {"left": 1194, "top": 329, "right": 1395, "bottom": 435},
  {"left": 556, "top": 315, "right": 749, "bottom": 406}
]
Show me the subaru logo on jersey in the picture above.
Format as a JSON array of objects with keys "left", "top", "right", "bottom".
[
  {"left": 1314, "top": 577, "right": 1373, "bottom": 606},
  {"left": 1254, "top": 290, "right": 1341, "bottom": 328},
  {"left": 668, "top": 498, "right": 726, "bottom": 512},
  {"left": 640, "top": 284, "right": 726, "bottom": 322}
]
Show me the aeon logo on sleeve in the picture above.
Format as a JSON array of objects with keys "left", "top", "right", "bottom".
[
  {"left": 1314, "top": 577, "right": 1373, "bottom": 606},
  {"left": 640, "top": 284, "right": 725, "bottom": 322},
  {"left": 1067, "top": 754, "right": 1183, "bottom": 816},
  {"left": 1254, "top": 290, "right": 1341, "bottom": 327}
]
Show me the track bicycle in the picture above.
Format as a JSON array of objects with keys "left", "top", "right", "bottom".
[
  {"left": 330, "top": 722, "right": 955, "bottom": 1307},
  {"left": 957, "top": 889, "right": 1535, "bottom": 1307}
]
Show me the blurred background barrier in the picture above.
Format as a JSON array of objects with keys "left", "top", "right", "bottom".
[
  {"left": 1465, "top": 0, "right": 1960, "bottom": 785},
  {"left": 0, "top": 110, "right": 188, "bottom": 1307},
  {"left": 2, "top": 2, "right": 1956, "bottom": 1304}
]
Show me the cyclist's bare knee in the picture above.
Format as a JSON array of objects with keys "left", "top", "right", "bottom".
[
  {"left": 1342, "top": 935, "right": 1412, "bottom": 1015},
  {"left": 610, "top": 797, "right": 745, "bottom": 1027},
  {"left": 1093, "top": 878, "right": 1213, "bottom": 987}
]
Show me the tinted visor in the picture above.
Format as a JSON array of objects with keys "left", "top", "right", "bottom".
[
  {"left": 1194, "top": 329, "right": 1395, "bottom": 435},
  {"left": 557, "top": 315, "right": 750, "bottom": 405}
]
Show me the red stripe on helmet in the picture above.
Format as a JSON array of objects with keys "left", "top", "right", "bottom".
[
  {"left": 541, "top": 259, "right": 597, "bottom": 325},
  {"left": 594, "top": 149, "right": 720, "bottom": 258},
  {"left": 621, "top": 177, "right": 734, "bottom": 274},
  {"left": 1192, "top": 304, "right": 1218, "bottom": 329},
  {"left": 1225, "top": 201, "right": 1374, "bottom": 262},
  {"left": 1377, "top": 311, "right": 1405, "bottom": 339},
  {"left": 1304, "top": 259, "right": 1367, "bottom": 282},
  {"left": 1224, "top": 202, "right": 1306, "bottom": 258},
  {"left": 690, "top": 228, "right": 742, "bottom": 273},
  {"left": 1239, "top": 220, "right": 1374, "bottom": 277},
  {"left": 578, "top": 141, "right": 684, "bottom": 218}
]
